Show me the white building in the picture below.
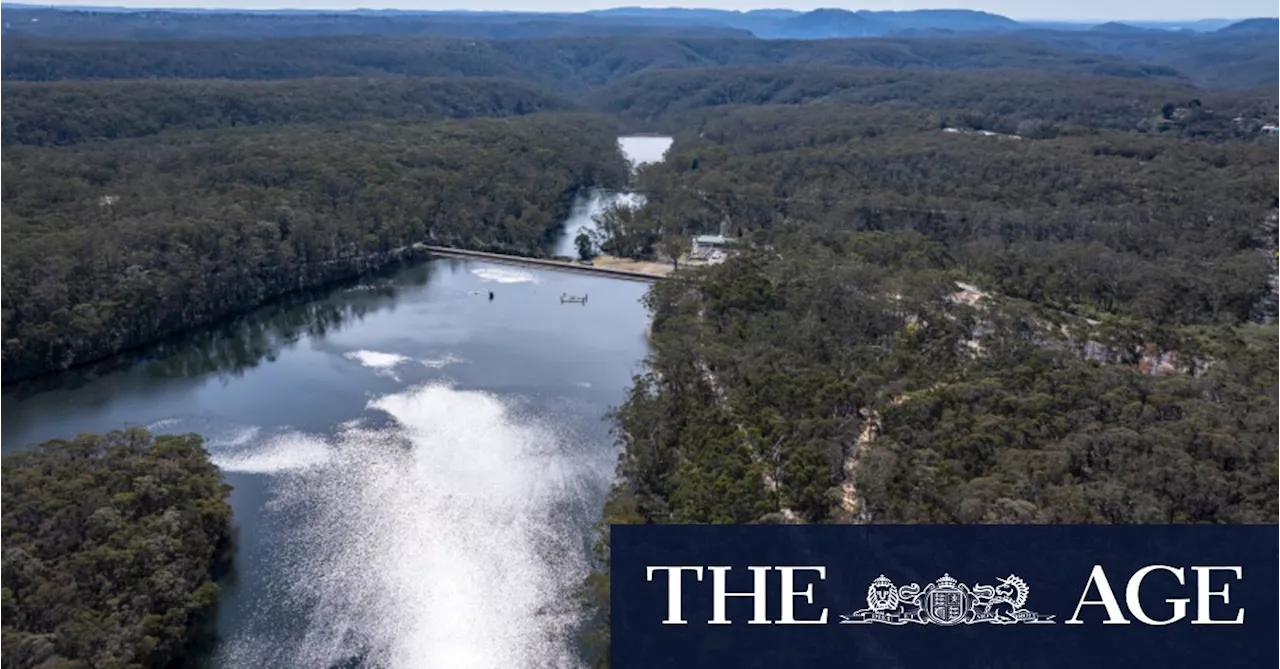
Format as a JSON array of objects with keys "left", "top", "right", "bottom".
[
  {"left": 692, "top": 234, "right": 729, "bottom": 254},
  {"left": 691, "top": 220, "right": 735, "bottom": 261}
]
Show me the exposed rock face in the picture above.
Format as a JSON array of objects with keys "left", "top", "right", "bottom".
[{"left": 1252, "top": 210, "right": 1279, "bottom": 324}]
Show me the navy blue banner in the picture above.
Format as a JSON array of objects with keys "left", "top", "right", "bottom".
[{"left": 611, "top": 525, "right": 1277, "bottom": 669}]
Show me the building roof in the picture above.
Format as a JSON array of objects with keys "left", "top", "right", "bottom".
[{"left": 694, "top": 234, "right": 729, "bottom": 245}]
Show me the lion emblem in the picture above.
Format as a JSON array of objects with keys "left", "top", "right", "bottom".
[{"left": 866, "top": 575, "right": 900, "bottom": 611}]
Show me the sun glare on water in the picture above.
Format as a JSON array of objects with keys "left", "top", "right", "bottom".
[{"left": 216, "top": 383, "right": 601, "bottom": 669}]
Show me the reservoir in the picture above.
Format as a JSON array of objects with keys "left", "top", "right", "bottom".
[{"left": 0, "top": 136, "right": 672, "bottom": 668}]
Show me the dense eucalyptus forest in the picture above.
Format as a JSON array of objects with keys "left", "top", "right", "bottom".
[
  {"left": 0, "top": 32, "right": 1244, "bottom": 89},
  {"left": 590, "top": 65, "right": 1279, "bottom": 140},
  {"left": 1, "top": 7, "right": 1276, "bottom": 669},
  {"left": 1, "top": 77, "right": 576, "bottom": 147},
  {"left": 2, "top": 429, "right": 234, "bottom": 669}
]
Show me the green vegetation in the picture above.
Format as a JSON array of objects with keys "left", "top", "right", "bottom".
[
  {"left": 612, "top": 105, "right": 1277, "bottom": 326},
  {"left": 2, "top": 77, "right": 575, "bottom": 147},
  {"left": 1, "top": 114, "right": 629, "bottom": 380},
  {"left": 590, "top": 65, "right": 1279, "bottom": 141},
  {"left": 576, "top": 231, "right": 597, "bottom": 261},
  {"left": 0, "top": 34, "right": 1210, "bottom": 90},
  {"left": 600, "top": 248, "right": 1277, "bottom": 523},
  {"left": 1, "top": 429, "right": 233, "bottom": 669}
]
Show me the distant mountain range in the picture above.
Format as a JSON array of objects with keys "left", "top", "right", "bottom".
[
  {"left": 0, "top": 4, "right": 1275, "bottom": 41},
  {"left": 582, "top": 7, "right": 1021, "bottom": 38}
]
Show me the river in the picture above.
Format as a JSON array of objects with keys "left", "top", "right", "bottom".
[
  {"left": 0, "top": 135, "right": 672, "bottom": 669},
  {"left": 552, "top": 135, "right": 670, "bottom": 258}
]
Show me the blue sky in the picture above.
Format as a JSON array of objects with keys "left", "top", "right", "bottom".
[{"left": 25, "top": 2, "right": 1279, "bottom": 22}]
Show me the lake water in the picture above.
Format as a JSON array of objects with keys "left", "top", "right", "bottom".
[{"left": 0, "top": 136, "right": 671, "bottom": 669}]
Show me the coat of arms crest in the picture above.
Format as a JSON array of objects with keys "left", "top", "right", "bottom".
[{"left": 840, "top": 573, "right": 1055, "bottom": 626}]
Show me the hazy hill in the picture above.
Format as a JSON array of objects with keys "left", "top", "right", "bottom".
[
  {"left": 869, "top": 9, "right": 1018, "bottom": 32},
  {"left": 1131, "top": 18, "right": 1238, "bottom": 31},
  {"left": 1217, "top": 17, "right": 1280, "bottom": 34},
  {"left": 589, "top": 7, "right": 1020, "bottom": 37},
  {"left": 0, "top": 8, "right": 753, "bottom": 40},
  {"left": 1089, "top": 22, "right": 1155, "bottom": 33},
  {"left": 2, "top": 5, "right": 1271, "bottom": 43},
  {"left": 771, "top": 9, "right": 886, "bottom": 38},
  {"left": 2, "top": 6, "right": 1024, "bottom": 40}
]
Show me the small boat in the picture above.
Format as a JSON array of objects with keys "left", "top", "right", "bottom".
[{"left": 560, "top": 293, "right": 588, "bottom": 304}]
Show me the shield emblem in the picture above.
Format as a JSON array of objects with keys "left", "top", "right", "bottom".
[{"left": 927, "top": 589, "right": 967, "bottom": 625}]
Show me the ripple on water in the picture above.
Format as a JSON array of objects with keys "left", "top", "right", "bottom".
[
  {"left": 345, "top": 350, "right": 412, "bottom": 371},
  {"left": 146, "top": 417, "right": 184, "bottom": 432},
  {"left": 419, "top": 354, "right": 465, "bottom": 369},
  {"left": 212, "top": 431, "right": 331, "bottom": 475},
  {"left": 469, "top": 267, "right": 538, "bottom": 284}
]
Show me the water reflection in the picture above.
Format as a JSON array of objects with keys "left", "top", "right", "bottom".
[
  {"left": 1, "top": 262, "right": 426, "bottom": 451},
  {"left": 1, "top": 262, "right": 430, "bottom": 402},
  {"left": 146, "top": 274, "right": 407, "bottom": 381}
]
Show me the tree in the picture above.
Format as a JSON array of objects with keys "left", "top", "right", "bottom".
[
  {"left": 660, "top": 235, "right": 687, "bottom": 269},
  {"left": 592, "top": 203, "right": 659, "bottom": 259},
  {"left": 576, "top": 231, "right": 596, "bottom": 261}
]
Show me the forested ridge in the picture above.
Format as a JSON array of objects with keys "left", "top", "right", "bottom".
[
  {"left": 2, "top": 429, "right": 233, "bottom": 669},
  {"left": 590, "top": 65, "right": 1279, "bottom": 141},
  {"left": 1, "top": 77, "right": 576, "bottom": 147},
  {"left": 1, "top": 114, "right": 629, "bottom": 380},
  {"left": 0, "top": 34, "right": 1201, "bottom": 89},
  {"left": 1015, "top": 28, "right": 1280, "bottom": 89},
  {"left": 5, "top": 67, "right": 1272, "bottom": 151}
]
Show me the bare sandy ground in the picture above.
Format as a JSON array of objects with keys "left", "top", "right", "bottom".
[{"left": 590, "top": 254, "right": 675, "bottom": 277}]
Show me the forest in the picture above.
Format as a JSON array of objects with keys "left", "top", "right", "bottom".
[
  {"left": 578, "top": 102, "right": 1277, "bottom": 669},
  {"left": 595, "top": 104, "right": 1277, "bottom": 327},
  {"left": 1, "top": 114, "right": 629, "bottom": 380},
  {"left": 1, "top": 33, "right": 1234, "bottom": 90},
  {"left": 1, "top": 77, "right": 575, "bottom": 147},
  {"left": 2, "top": 429, "right": 234, "bottom": 669},
  {"left": 589, "top": 65, "right": 1279, "bottom": 141}
]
